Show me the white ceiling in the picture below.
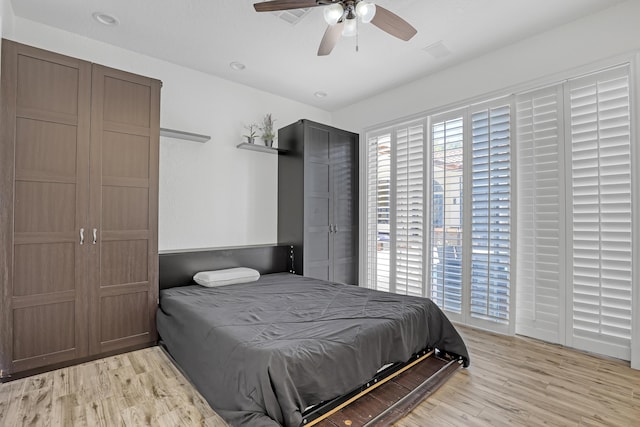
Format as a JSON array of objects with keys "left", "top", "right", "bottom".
[{"left": 10, "top": 0, "right": 625, "bottom": 111}]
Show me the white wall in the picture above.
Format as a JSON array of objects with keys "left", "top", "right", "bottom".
[
  {"left": 0, "top": 0, "right": 14, "bottom": 37},
  {"left": 331, "top": 0, "right": 640, "bottom": 132},
  {"left": 8, "top": 17, "right": 331, "bottom": 251},
  {"left": 0, "top": 0, "right": 15, "bottom": 66}
]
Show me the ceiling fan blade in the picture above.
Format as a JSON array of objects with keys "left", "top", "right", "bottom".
[
  {"left": 318, "top": 22, "right": 344, "bottom": 56},
  {"left": 254, "top": 0, "right": 321, "bottom": 12},
  {"left": 370, "top": 5, "right": 417, "bottom": 41}
]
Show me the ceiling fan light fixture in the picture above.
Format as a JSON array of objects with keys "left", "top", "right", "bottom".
[
  {"left": 253, "top": 0, "right": 417, "bottom": 56},
  {"left": 355, "top": 1, "right": 376, "bottom": 24},
  {"left": 323, "top": 3, "right": 344, "bottom": 25},
  {"left": 342, "top": 18, "right": 357, "bottom": 37}
]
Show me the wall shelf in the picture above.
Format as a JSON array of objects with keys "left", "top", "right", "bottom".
[
  {"left": 236, "top": 143, "right": 287, "bottom": 154},
  {"left": 160, "top": 127, "right": 210, "bottom": 143}
]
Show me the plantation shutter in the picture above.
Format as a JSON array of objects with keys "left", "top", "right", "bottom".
[
  {"left": 515, "top": 86, "right": 564, "bottom": 343},
  {"left": 366, "top": 132, "right": 392, "bottom": 292},
  {"left": 469, "top": 102, "right": 512, "bottom": 330},
  {"left": 567, "top": 65, "right": 632, "bottom": 360},
  {"left": 430, "top": 114, "right": 464, "bottom": 317},
  {"left": 395, "top": 122, "right": 425, "bottom": 296},
  {"left": 366, "top": 121, "right": 426, "bottom": 296}
]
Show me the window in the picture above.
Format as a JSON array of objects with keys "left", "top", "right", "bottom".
[
  {"left": 396, "top": 124, "right": 426, "bottom": 296},
  {"left": 367, "top": 120, "right": 426, "bottom": 297},
  {"left": 430, "top": 116, "right": 464, "bottom": 314},
  {"left": 365, "top": 64, "right": 634, "bottom": 351},
  {"left": 367, "top": 102, "right": 513, "bottom": 333},
  {"left": 367, "top": 132, "right": 391, "bottom": 292},
  {"left": 429, "top": 102, "right": 513, "bottom": 332},
  {"left": 514, "top": 65, "right": 633, "bottom": 360},
  {"left": 469, "top": 105, "right": 512, "bottom": 325},
  {"left": 567, "top": 66, "right": 632, "bottom": 360},
  {"left": 515, "top": 85, "right": 565, "bottom": 344}
]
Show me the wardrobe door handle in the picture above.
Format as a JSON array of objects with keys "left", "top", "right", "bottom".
[
  {"left": 92, "top": 228, "right": 98, "bottom": 245},
  {"left": 80, "top": 228, "right": 85, "bottom": 245},
  {"left": 334, "top": 225, "right": 339, "bottom": 233}
]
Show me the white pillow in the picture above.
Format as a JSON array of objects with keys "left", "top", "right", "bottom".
[{"left": 193, "top": 267, "right": 260, "bottom": 287}]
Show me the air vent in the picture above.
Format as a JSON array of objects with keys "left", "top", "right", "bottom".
[
  {"left": 423, "top": 41, "right": 452, "bottom": 59},
  {"left": 272, "top": 8, "right": 312, "bottom": 25}
]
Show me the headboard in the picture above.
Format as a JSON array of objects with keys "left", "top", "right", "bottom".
[{"left": 159, "top": 244, "right": 292, "bottom": 290}]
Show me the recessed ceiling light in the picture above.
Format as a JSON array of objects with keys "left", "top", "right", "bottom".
[
  {"left": 92, "top": 12, "right": 119, "bottom": 26},
  {"left": 314, "top": 91, "right": 328, "bottom": 98},
  {"left": 230, "top": 62, "right": 246, "bottom": 71}
]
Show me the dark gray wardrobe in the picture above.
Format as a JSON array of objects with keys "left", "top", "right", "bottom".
[{"left": 278, "top": 120, "right": 358, "bottom": 285}]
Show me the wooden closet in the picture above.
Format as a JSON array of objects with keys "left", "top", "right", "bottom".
[
  {"left": 278, "top": 120, "right": 358, "bottom": 285},
  {"left": 0, "top": 40, "right": 160, "bottom": 378}
]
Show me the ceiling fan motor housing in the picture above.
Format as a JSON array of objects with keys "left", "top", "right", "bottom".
[{"left": 254, "top": 0, "right": 417, "bottom": 56}]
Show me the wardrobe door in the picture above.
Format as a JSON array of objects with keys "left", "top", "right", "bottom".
[
  {"left": 331, "top": 131, "right": 358, "bottom": 285},
  {"left": 303, "top": 124, "right": 333, "bottom": 281},
  {"left": 0, "top": 40, "right": 91, "bottom": 374},
  {"left": 88, "top": 65, "right": 160, "bottom": 354}
]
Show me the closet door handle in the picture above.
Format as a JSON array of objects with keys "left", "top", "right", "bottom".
[
  {"left": 92, "top": 228, "right": 98, "bottom": 245},
  {"left": 79, "top": 228, "right": 85, "bottom": 245},
  {"left": 334, "top": 225, "right": 339, "bottom": 233}
]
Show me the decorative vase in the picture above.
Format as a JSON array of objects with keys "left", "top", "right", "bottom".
[
  {"left": 245, "top": 136, "right": 255, "bottom": 144},
  {"left": 264, "top": 139, "right": 274, "bottom": 147}
]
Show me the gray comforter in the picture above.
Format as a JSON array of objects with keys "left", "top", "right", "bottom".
[{"left": 157, "top": 273, "right": 469, "bottom": 427}]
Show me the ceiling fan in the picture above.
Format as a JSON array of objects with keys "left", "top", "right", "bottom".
[{"left": 254, "top": 0, "right": 417, "bottom": 56}]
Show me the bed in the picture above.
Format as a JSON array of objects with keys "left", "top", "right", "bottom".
[{"left": 157, "top": 245, "right": 469, "bottom": 427}]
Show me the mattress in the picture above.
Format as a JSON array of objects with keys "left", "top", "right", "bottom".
[{"left": 157, "top": 273, "right": 469, "bottom": 426}]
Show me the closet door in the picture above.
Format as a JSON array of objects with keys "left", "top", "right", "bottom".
[
  {"left": 0, "top": 40, "right": 91, "bottom": 373},
  {"left": 331, "top": 131, "right": 358, "bottom": 285},
  {"left": 88, "top": 65, "right": 160, "bottom": 354}
]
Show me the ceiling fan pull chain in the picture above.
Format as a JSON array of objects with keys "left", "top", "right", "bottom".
[{"left": 356, "top": 16, "right": 359, "bottom": 52}]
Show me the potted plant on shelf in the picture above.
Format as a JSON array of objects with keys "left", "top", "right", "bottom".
[
  {"left": 260, "top": 113, "right": 276, "bottom": 147},
  {"left": 243, "top": 123, "right": 259, "bottom": 144}
]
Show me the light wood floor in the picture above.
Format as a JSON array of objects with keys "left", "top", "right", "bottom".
[
  {"left": 400, "top": 326, "right": 640, "bottom": 426},
  {"left": 1, "top": 326, "right": 639, "bottom": 426},
  {"left": 0, "top": 347, "right": 226, "bottom": 426}
]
